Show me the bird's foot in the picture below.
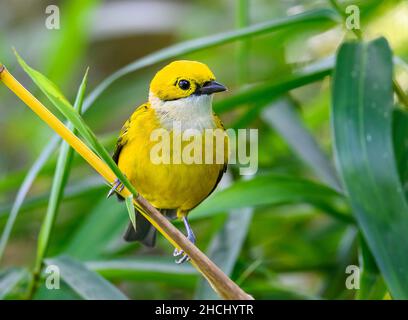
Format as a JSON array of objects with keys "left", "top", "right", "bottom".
[
  {"left": 175, "top": 253, "right": 190, "bottom": 264},
  {"left": 173, "top": 247, "right": 184, "bottom": 257},
  {"left": 173, "top": 226, "right": 196, "bottom": 264},
  {"left": 107, "top": 178, "right": 124, "bottom": 198},
  {"left": 173, "top": 247, "right": 191, "bottom": 264}
]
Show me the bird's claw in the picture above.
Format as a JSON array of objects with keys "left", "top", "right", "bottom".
[
  {"left": 107, "top": 178, "right": 124, "bottom": 198},
  {"left": 174, "top": 249, "right": 190, "bottom": 264},
  {"left": 175, "top": 254, "right": 190, "bottom": 264},
  {"left": 173, "top": 247, "right": 183, "bottom": 257},
  {"left": 173, "top": 248, "right": 191, "bottom": 263}
]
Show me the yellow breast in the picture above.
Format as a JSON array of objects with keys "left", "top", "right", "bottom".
[{"left": 117, "top": 104, "right": 227, "bottom": 216}]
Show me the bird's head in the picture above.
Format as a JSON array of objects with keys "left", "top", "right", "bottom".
[
  {"left": 148, "top": 60, "right": 226, "bottom": 130},
  {"left": 149, "top": 60, "right": 226, "bottom": 102}
]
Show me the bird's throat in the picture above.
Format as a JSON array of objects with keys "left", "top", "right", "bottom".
[{"left": 149, "top": 93, "right": 216, "bottom": 131}]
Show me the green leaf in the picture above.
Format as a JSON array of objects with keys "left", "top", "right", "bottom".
[
  {"left": 0, "top": 177, "right": 105, "bottom": 219},
  {"left": 195, "top": 173, "right": 253, "bottom": 299},
  {"left": 45, "top": 255, "right": 127, "bottom": 300},
  {"left": 14, "top": 50, "right": 98, "bottom": 152},
  {"left": 235, "top": 0, "right": 250, "bottom": 85},
  {"left": 63, "top": 198, "right": 126, "bottom": 260},
  {"left": 0, "top": 140, "right": 58, "bottom": 263},
  {"left": 0, "top": 268, "right": 29, "bottom": 300},
  {"left": 35, "top": 68, "right": 88, "bottom": 272},
  {"left": 191, "top": 174, "right": 351, "bottom": 223},
  {"left": 218, "top": 64, "right": 332, "bottom": 131},
  {"left": 331, "top": 37, "right": 408, "bottom": 298},
  {"left": 86, "top": 258, "right": 198, "bottom": 288},
  {"left": 215, "top": 67, "right": 331, "bottom": 113},
  {"left": 262, "top": 98, "right": 341, "bottom": 191},
  {"left": 125, "top": 195, "right": 136, "bottom": 231},
  {"left": 15, "top": 51, "right": 140, "bottom": 221}
]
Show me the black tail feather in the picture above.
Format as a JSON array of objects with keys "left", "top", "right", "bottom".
[
  {"left": 123, "top": 211, "right": 157, "bottom": 247},
  {"left": 122, "top": 207, "right": 177, "bottom": 247}
]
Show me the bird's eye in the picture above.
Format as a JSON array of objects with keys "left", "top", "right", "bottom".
[{"left": 178, "top": 79, "right": 190, "bottom": 90}]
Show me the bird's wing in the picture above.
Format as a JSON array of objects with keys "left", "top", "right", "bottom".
[
  {"left": 112, "top": 103, "right": 157, "bottom": 244},
  {"left": 207, "top": 162, "right": 228, "bottom": 197},
  {"left": 112, "top": 103, "right": 149, "bottom": 164},
  {"left": 213, "top": 112, "right": 229, "bottom": 169},
  {"left": 204, "top": 114, "right": 228, "bottom": 197}
]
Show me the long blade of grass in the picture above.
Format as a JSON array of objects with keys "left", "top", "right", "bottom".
[
  {"left": 0, "top": 176, "right": 104, "bottom": 219},
  {"left": 262, "top": 98, "right": 341, "bottom": 191},
  {"left": 34, "top": 69, "right": 88, "bottom": 273},
  {"left": 235, "top": 0, "right": 250, "bottom": 85},
  {"left": 191, "top": 174, "right": 351, "bottom": 223},
  {"left": 0, "top": 140, "right": 57, "bottom": 263},
  {"left": 86, "top": 258, "right": 198, "bottom": 288},
  {"left": 332, "top": 37, "right": 408, "bottom": 298},
  {"left": 215, "top": 68, "right": 331, "bottom": 113},
  {"left": 0, "top": 268, "right": 28, "bottom": 299},
  {"left": 45, "top": 256, "right": 127, "bottom": 300},
  {"left": 125, "top": 195, "right": 136, "bottom": 231},
  {"left": 217, "top": 61, "right": 333, "bottom": 128},
  {"left": 14, "top": 51, "right": 140, "bottom": 201}
]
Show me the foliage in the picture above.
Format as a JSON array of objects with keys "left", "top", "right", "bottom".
[{"left": 0, "top": 0, "right": 408, "bottom": 299}]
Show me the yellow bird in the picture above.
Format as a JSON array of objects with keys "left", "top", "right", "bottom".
[{"left": 109, "top": 60, "right": 228, "bottom": 263}]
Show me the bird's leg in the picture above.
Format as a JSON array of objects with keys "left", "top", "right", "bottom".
[
  {"left": 106, "top": 178, "right": 124, "bottom": 198},
  {"left": 174, "top": 216, "right": 196, "bottom": 264}
]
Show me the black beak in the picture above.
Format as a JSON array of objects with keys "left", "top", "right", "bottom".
[{"left": 199, "top": 81, "right": 227, "bottom": 95}]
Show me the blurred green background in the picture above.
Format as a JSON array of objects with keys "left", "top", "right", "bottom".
[{"left": 0, "top": 0, "right": 407, "bottom": 300}]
